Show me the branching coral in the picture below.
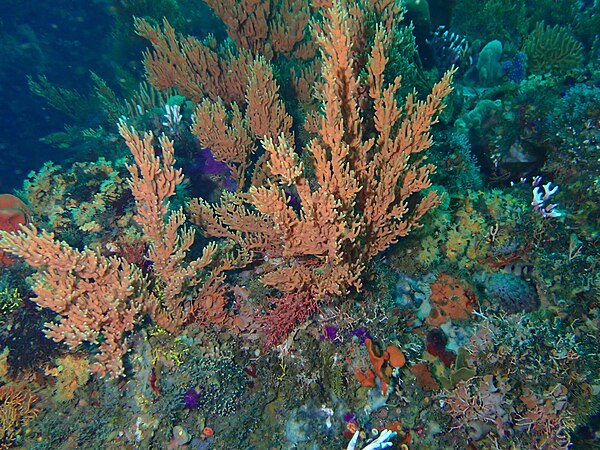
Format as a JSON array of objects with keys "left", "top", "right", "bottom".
[
  {"left": 189, "top": 1, "right": 454, "bottom": 300},
  {"left": 524, "top": 22, "right": 584, "bottom": 74},
  {"left": 441, "top": 311, "right": 598, "bottom": 447},
  {"left": 0, "top": 384, "right": 39, "bottom": 449}
]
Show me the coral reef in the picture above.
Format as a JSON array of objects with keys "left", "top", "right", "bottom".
[{"left": 0, "top": 0, "right": 598, "bottom": 448}]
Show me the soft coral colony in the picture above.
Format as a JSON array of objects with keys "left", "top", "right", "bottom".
[
  {"left": 0, "top": 0, "right": 453, "bottom": 378},
  {"left": 0, "top": 0, "right": 452, "bottom": 436}
]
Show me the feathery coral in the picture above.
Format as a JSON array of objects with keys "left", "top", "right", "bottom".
[
  {"left": 0, "top": 225, "right": 145, "bottom": 378},
  {"left": 191, "top": 0, "right": 454, "bottom": 299}
]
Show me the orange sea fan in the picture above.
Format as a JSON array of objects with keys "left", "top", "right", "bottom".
[{"left": 0, "top": 384, "right": 39, "bottom": 449}]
